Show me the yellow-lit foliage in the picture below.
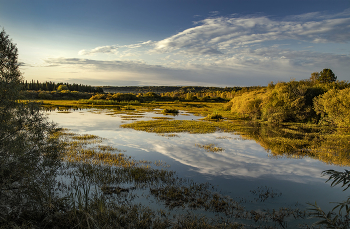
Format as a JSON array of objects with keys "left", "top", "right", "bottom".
[
  {"left": 230, "top": 88, "right": 267, "bottom": 120},
  {"left": 314, "top": 88, "right": 350, "bottom": 127},
  {"left": 229, "top": 79, "right": 350, "bottom": 124}
]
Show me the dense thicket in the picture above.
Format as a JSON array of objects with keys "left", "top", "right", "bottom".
[{"left": 229, "top": 72, "right": 350, "bottom": 127}]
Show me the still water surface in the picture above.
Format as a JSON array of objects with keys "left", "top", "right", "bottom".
[{"left": 46, "top": 108, "right": 349, "bottom": 216}]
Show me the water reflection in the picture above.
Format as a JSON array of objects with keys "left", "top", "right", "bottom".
[{"left": 47, "top": 108, "right": 350, "bottom": 212}]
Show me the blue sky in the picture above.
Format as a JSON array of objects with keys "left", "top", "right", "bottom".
[{"left": 1, "top": 0, "right": 349, "bottom": 86}]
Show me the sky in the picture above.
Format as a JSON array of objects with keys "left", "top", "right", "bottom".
[{"left": 1, "top": 0, "right": 349, "bottom": 87}]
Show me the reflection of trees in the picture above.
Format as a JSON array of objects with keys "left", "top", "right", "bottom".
[{"left": 231, "top": 122, "right": 350, "bottom": 166}]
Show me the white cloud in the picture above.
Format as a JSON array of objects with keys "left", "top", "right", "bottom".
[
  {"left": 78, "top": 45, "right": 118, "bottom": 55},
  {"left": 35, "top": 9, "right": 350, "bottom": 86},
  {"left": 151, "top": 13, "right": 350, "bottom": 55},
  {"left": 78, "top": 40, "right": 153, "bottom": 56}
]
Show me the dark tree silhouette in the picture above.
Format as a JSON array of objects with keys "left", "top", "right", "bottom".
[
  {"left": 318, "top": 68, "right": 337, "bottom": 83},
  {"left": 0, "top": 28, "right": 62, "bottom": 224}
]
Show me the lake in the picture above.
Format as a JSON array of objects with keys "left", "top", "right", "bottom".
[{"left": 46, "top": 107, "right": 350, "bottom": 227}]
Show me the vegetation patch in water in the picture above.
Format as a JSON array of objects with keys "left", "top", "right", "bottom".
[
  {"left": 162, "top": 108, "right": 179, "bottom": 114},
  {"left": 196, "top": 143, "right": 224, "bottom": 152},
  {"left": 158, "top": 133, "right": 180, "bottom": 138},
  {"left": 120, "top": 115, "right": 144, "bottom": 119},
  {"left": 121, "top": 120, "right": 247, "bottom": 134},
  {"left": 152, "top": 116, "right": 174, "bottom": 120}
]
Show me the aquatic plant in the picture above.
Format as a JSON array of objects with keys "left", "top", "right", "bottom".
[
  {"left": 162, "top": 108, "right": 179, "bottom": 114},
  {"left": 195, "top": 143, "right": 224, "bottom": 152},
  {"left": 308, "top": 169, "right": 350, "bottom": 228}
]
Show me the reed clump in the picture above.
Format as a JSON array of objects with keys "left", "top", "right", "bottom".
[
  {"left": 206, "top": 112, "right": 223, "bottom": 120},
  {"left": 162, "top": 108, "right": 179, "bottom": 114}
]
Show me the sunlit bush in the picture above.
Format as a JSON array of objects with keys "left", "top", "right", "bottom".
[
  {"left": 314, "top": 88, "right": 350, "bottom": 127},
  {"left": 230, "top": 88, "right": 267, "bottom": 120}
]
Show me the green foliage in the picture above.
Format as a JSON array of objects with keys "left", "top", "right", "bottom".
[
  {"left": 90, "top": 93, "right": 107, "bottom": 100},
  {"left": 308, "top": 170, "right": 350, "bottom": 228},
  {"left": 260, "top": 81, "right": 318, "bottom": 123},
  {"left": 230, "top": 88, "right": 267, "bottom": 120},
  {"left": 314, "top": 88, "right": 350, "bottom": 127},
  {"left": 229, "top": 75, "right": 350, "bottom": 124},
  {"left": 107, "top": 92, "right": 138, "bottom": 101},
  {"left": 22, "top": 90, "right": 92, "bottom": 100},
  {"left": 323, "top": 170, "right": 350, "bottom": 191},
  {"left": 21, "top": 80, "right": 103, "bottom": 92},
  {"left": 206, "top": 112, "right": 223, "bottom": 120},
  {"left": 57, "top": 84, "right": 69, "bottom": 91},
  {"left": 0, "top": 29, "right": 62, "bottom": 224},
  {"left": 319, "top": 68, "right": 337, "bottom": 83},
  {"left": 310, "top": 69, "right": 337, "bottom": 84}
]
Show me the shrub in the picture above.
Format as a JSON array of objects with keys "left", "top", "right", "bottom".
[
  {"left": 206, "top": 112, "right": 223, "bottom": 120},
  {"left": 230, "top": 88, "right": 267, "bottom": 120},
  {"left": 57, "top": 84, "right": 69, "bottom": 91},
  {"left": 110, "top": 93, "right": 137, "bottom": 101},
  {"left": 313, "top": 88, "right": 350, "bottom": 127},
  {"left": 162, "top": 108, "right": 179, "bottom": 114},
  {"left": 90, "top": 93, "right": 107, "bottom": 100}
]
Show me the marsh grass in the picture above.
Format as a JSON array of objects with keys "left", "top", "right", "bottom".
[
  {"left": 152, "top": 116, "right": 174, "bottom": 120},
  {"left": 120, "top": 115, "right": 145, "bottom": 119},
  {"left": 121, "top": 119, "right": 251, "bottom": 134},
  {"left": 38, "top": 99, "right": 236, "bottom": 120},
  {"left": 21, "top": 127, "right": 308, "bottom": 228},
  {"left": 250, "top": 186, "right": 282, "bottom": 202},
  {"left": 195, "top": 143, "right": 224, "bottom": 152},
  {"left": 121, "top": 120, "right": 220, "bottom": 134}
]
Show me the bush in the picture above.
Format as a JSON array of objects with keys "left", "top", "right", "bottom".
[
  {"left": 230, "top": 88, "right": 267, "bottom": 120},
  {"left": 162, "top": 108, "right": 179, "bottom": 114},
  {"left": 110, "top": 93, "right": 137, "bottom": 101},
  {"left": 206, "top": 112, "right": 223, "bottom": 120},
  {"left": 90, "top": 93, "right": 107, "bottom": 100},
  {"left": 57, "top": 84, "right": 69, "bottom": 91},
  {"left": 314, "top": 88, "right": 350, "bottom": 127}
]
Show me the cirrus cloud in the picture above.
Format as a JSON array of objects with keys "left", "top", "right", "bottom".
[{"left": 152, "top": 13, "right": 350, "bottom": 55}]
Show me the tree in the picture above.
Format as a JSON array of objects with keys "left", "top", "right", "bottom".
[
  {"left": 310, "top": 69, "right": 337, "bottom": 83},
  {"left": 0, "top": 29, "right": 62, "bottom": 225},
  {"left": 319, "top": 68, "right": 337, "bottom": 83},
  {"left": 57, "top": 84, "right": 69, "bottom": 91},
  {"left": 310, "top": 72, "right": 320, "bottom": 82}
]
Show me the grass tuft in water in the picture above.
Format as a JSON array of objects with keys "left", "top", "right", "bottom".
[{"left": 195, "top": 143, "right": 224, "bottom": 152}]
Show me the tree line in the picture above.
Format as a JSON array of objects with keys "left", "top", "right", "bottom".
[{"left": 21, "top": 79, "right": 103, "bottom": 93}]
